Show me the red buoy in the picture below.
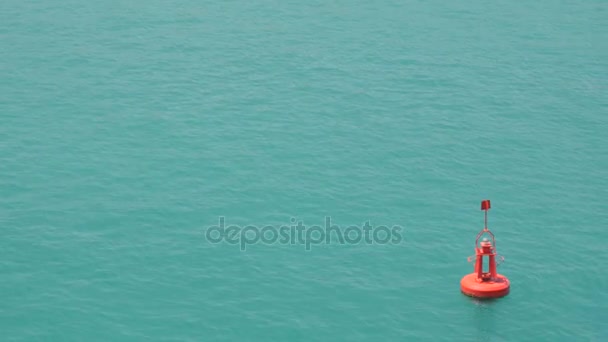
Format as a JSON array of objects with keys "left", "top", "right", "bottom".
[{"left": 460, "top": 200, "right": 510, "bottom": 298}]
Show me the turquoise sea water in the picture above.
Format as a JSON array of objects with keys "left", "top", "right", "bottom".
[{"left": 1, "top": 1, "right": 607, "bottom": 340}]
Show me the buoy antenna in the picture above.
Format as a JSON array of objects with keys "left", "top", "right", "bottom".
[{"left": 481, "top": 199, "right": 491, "bottom": 230}]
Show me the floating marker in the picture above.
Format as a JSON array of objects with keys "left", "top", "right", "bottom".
[{"left": 460, "top": 200, "right": 510, "bottom": 298}]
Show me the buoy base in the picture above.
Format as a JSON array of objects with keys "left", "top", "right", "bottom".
[{"left": 460, "top": 273, "right": 510, "bottom": 298}]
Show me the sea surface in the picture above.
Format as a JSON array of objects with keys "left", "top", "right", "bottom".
[{"left": 1, "top": 0, "right": 607, "bottom": 340}]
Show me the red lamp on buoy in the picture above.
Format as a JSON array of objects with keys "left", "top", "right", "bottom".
[{"left": 460, "top": 200, "right": 510, "bottom": 298}]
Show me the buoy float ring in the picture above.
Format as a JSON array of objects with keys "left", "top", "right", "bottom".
[{"left": 461, "top": 273, "right": 510, "bottom": 298}]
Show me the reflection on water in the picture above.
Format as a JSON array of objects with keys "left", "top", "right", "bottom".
[{"left": 471, "top": 297, "right": 498, "bottom": 342}]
